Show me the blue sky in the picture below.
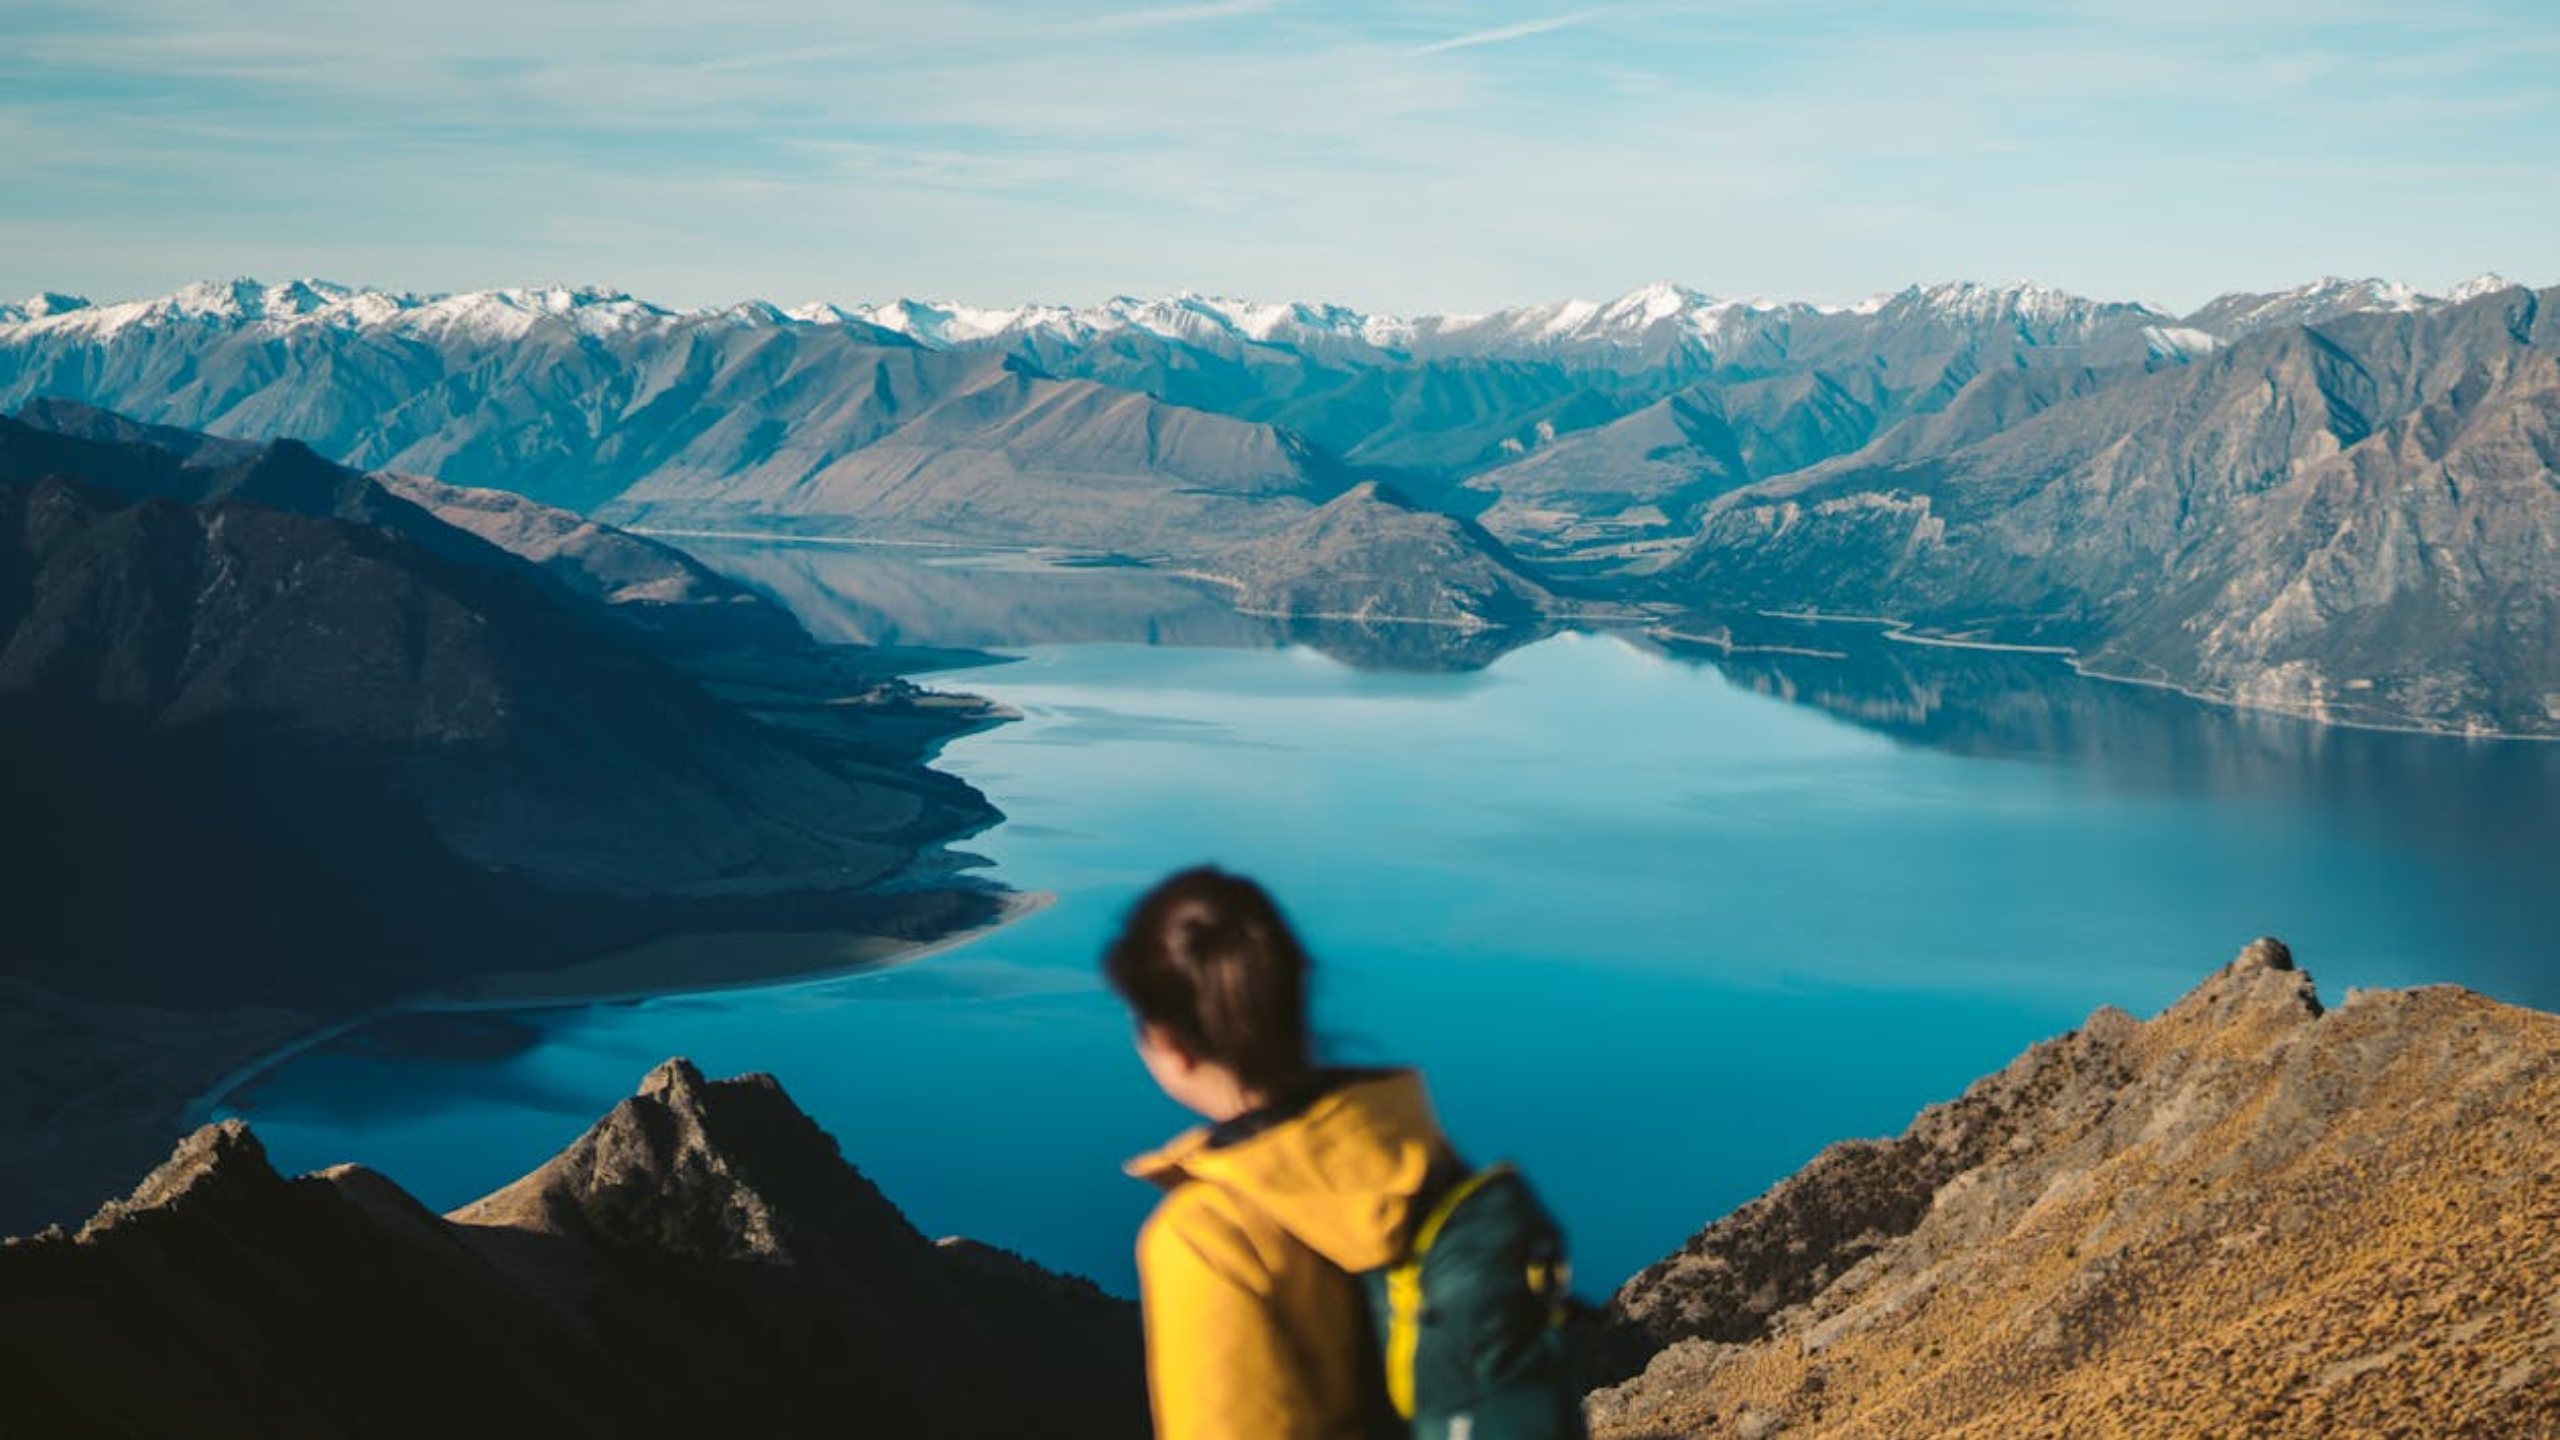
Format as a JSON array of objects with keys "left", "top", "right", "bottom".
[{"left": 4, "top": 0, "right": 2554, "bottom": 313}]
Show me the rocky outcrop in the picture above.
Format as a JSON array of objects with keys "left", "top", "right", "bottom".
[
  {"left": 1588, "top": 941, "right": 2560, "bottom": 1437},
  {"left": 1588, "top": 982, "right": 2145, "bottom": 1383},
  {"left": 0, "top": 1061, "right": 1146, "bottom": 1440},
  {"left": 452, "top": 1058, "right": 921, "bottom": 1267}
]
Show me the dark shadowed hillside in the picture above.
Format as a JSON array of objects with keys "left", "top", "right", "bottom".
[
  {"left": 6, "top": 398, "right": 810, "bottom": 653},
  {"left": 0, "top": 1061, "right": 1145, "bottom": 1440},
  {"left": 0, "top": 415, "right": 1007, "bottom": 1236}
]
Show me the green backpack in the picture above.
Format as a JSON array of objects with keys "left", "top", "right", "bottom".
[{"left": 1360, "top": 1163, "right": 1588, "bottom": 1440}]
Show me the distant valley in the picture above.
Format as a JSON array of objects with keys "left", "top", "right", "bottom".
[{"left": 5, "top": 272, "right": 2553, "bottom": 735}]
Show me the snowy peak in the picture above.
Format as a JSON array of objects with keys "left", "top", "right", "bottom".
[
  {"left": 707, "top": 298, "right": 790, "bottom": 328},
  {"left": 842, "top": 292, "right": 1400, "bottom": 352},
  {"left": 1, "top": 292, "right": 93, "bottom": 324},
  {"left": 1405, "top": 283, "right": 1783, "bottom": 356},
  {"left": 18, "top": 277, "right": 399, "bottom": 337},
  {"left": 1220, "top": 297, "right": 1383, "bottom": 345},
  {"left": 1, "top": 277, "right": 380, "bottom": 338},
  {"left": 1123, "top": 293, "right": 1414, "bottom": 349},
  {"left": 402, "top": 285, "right": 674, "bottom": 341},
  {"left": 1864, "top": 280, "right": 2171, "bottom": 339},
  {"left": 783, "top": 300, "right": 857, "bottom": 326},
  {"left": 1605, "top": 280, "right": 1715, "bottom": 326},
  {"left": 4, "top": 273, "right": 2539, "bottom": 357},
  {"left": 0, "top": 277, "right": 690, "bottom": 342},
  {"left": 2141, "top": 324, "right": 2222, "bottom": 361},
  {"left": 2445, "top": 272, "right": 2520, "bottom": 303},
  {"left": 2179, "top": 274, "right": 2523, "bottom": 337},
  {"left": 826, "top": 282, "right": 1785, "bottom": 361},
  {"left": 1109, "top": 293, "right": 1257, "bottom": 346},
  {"left": 1159, "top": 292, "right": 1421, "bottom": 348},
  {"left": 844, "top": 296, "right": 1088, "bottom": 347},
  {"left": 164, "top": 277, "right": 345, "bottom": 321}
]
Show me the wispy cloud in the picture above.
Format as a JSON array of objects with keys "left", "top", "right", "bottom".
[
  {"left": 4, "top": 0, "right": 2554, "bottom": 311},
  {"left": 1411, "top": 10, "right": 1602, "bottom": 56},
  {"left": 1067, "top": 0, "right": 1288, "bottom": 33},
  {"left": 694, "top": 41, "right": 879, "bottom": 74}
]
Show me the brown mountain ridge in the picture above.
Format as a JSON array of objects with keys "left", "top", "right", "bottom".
[{"left": 1590, "top": 939, "right": 2559, "bottom": 1438}]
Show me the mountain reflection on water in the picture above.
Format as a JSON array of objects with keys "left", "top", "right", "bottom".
[
  {"left": 1664, "top": 620, "right": 2560, "bottom": 860},
  {"left": 686, "top": 536, "right": 2560, "bottom": 858},
  {"left": 1649, "top": 622, "right": 2560, "bottom": 1014},
  {"left": 674, "top": 536, "right": 2558, "bottom": 1015}
]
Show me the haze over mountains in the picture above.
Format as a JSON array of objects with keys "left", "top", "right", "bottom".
[{"left": 3, "top": 271, "right": 2554, "bottom": 734}]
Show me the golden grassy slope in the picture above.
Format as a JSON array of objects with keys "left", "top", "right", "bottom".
[{"left": 1590, "top": 941, "right": 2560, "bottom": 1438}]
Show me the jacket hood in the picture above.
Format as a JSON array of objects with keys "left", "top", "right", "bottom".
[{"left": 1125, "top": 1069, "right": 1448, "bottom": 1272}]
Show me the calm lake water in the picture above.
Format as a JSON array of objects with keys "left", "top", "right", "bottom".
[{"left": 220, "top": 551, "right": 2560, "bottom": 1296}]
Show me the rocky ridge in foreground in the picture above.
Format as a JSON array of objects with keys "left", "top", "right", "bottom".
[
  {"left": 3, "top": 947, "right": 2551, "bottom": 1437},
  {"left": 0, "top": 1060, "right": 1145, "bottom": 1440},
  {"left": 1589, "top": 941, "right": 2559, "bottom": 1437}
]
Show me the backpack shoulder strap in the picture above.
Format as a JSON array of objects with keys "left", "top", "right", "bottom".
[{"left": 1383, "top": 1162, "right": 1514, "bottom": 1419}]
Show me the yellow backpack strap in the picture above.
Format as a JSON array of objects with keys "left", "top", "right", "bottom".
[{"left": 1383, "top": 1163, "right": 1513, "bottom": 1419}]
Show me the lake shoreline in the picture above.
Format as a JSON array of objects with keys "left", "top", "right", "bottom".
[
  {"left": 184, "top": 630, "right": 2560, "bottom": 1300},
  {"left": 0, "top": 883, "right": 1048, "bottom": 1242},
  {"left": 1657, "top": 608, "right": 2560, "bottom": 745},
  {"left": 192, "top": 887, "right": 1055, "bottom": 1127}
]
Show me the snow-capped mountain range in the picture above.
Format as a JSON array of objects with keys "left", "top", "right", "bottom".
[
  {"left": 1, "top": 273, "right": 2521, "bottom": 359},
  {"left": 833, "top": 281, "right": 1806, "bottom": 356},
  {"left": 1, "top": 268, "right": 2553, "bottom": 736},
  {"left": 0, "top": 278, "right": 746, "bottom": 345}
]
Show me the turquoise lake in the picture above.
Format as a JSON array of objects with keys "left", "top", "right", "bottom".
[{"left": 219, "top": 563, "right": 2560, "bottom": 1297}]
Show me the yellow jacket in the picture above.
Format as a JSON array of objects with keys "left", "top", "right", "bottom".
[{"left": 1124, "top": 1070, "right": 1454, "bottom": 1440}]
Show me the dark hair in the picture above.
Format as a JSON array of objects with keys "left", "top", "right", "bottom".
[{"left": 1104, "top": 866, "right": 1314, "bottom": 1094}]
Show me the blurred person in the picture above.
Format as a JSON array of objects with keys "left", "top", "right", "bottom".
[{"left": 1109, "top": 866, "right": 1583, "bottom": 1440}]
